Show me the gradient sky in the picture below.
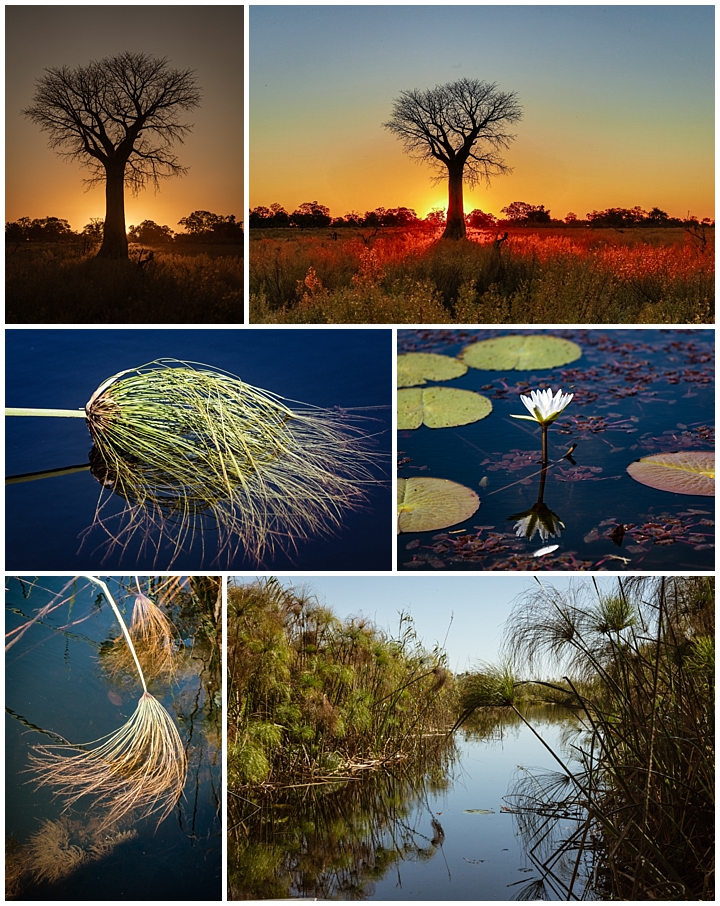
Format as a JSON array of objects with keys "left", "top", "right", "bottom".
[
  {"left": 6, "top": 6, "right": 243, "bottom": 232},
  {"left": 240, "top": 575, "right": 620, "bottom": 675},
  {"left": 250, "top": 5, "right": 714, "bottom": 220}
]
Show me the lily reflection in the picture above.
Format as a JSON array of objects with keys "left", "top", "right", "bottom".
[
  {"left": 508, "top": 460, "right": 565, "bottom": 545},
  {"left": 511, "top": 500, "right": 565, "bottom": 543}
]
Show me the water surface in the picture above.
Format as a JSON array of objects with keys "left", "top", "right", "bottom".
[
  {"left": 5, "top": 576, "right": 221, "bottom": 901},
  {"left": 228, "top": 707, "right": 592, "bottom": 900},
  {"left": 398, "top": 328, "right": 714, "bottom": 571}
]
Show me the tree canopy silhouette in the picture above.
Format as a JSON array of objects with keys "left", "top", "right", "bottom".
[
  {"left": 23, "top": 52, "right": 201, "bottom": 259},
  {"left": 384, "top": 78, "right": 522, "bottom": 240}
]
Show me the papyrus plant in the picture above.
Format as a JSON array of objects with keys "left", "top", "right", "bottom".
[
  {"left": 29, "top": 576, "right": 187, "bottom": 827},
  {"left": 7, "top": 359, "right": 382, "bottom": 565}
]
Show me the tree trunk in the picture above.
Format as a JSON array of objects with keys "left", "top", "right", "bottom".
[
  {"left": 442, "top": 163, "right": 467, "bottom": 240},
  {"left": 97, "top": 161, "right": 128, "bottom": 259}
]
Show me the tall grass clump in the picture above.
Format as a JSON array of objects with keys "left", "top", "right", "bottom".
[
  {"left": 28, "top": 576, "right": 187, "bottom": 828},
  {"left": 8, "top": 359, "right": 383, "bottom": 566},
  {"left": 227, "top": 578, "right": 455, "bottom": 788},
  {"left": 501, "top": 576, "right": 714, "bottom": 900}
]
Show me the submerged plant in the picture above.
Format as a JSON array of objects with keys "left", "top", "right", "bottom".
[
  {"left": 28, "top": 576, "right": 187, "bottom": 827},
  {"left": 6, "top": 359, "right": 382, "bottom": 565}
]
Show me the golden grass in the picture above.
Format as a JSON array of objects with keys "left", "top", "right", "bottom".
[
  {"left": 27, "top": 577, "right": 187, "bottom": 828},
  {"left": 102, "top": 591, "right": 179, "bottom": 682},
  {"left": 29, "top": 690, "right": 187, "bottom": 828}
]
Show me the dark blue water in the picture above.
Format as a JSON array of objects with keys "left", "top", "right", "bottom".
[
  {"left": 5, "top": 329, "right": 391, "bottom": 570},
  {"left": 398, "top": 329, "right": 714, "bottom": 571},
  {"left": 5, "top": 576, "right": 221, "bottom": 901}
]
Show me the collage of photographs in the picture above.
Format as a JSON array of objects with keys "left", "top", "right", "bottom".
[{"left": 3, "top": 4, "right": 714, "bottom": 903}]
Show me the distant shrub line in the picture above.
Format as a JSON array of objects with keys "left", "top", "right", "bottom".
[{"left": 250, "top": 200, "right": 713, "bottom": 231}]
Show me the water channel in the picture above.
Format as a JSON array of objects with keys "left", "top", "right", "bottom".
[{"left": 229, "top": 705, "right": 597, "bottom": 900}]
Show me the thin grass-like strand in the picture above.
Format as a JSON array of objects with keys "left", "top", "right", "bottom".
[{"left": 29, "top": 691, "right": 186, "bottom": 827}]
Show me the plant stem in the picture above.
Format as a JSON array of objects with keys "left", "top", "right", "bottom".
[
  {"left": 541, "top": 424, "right": 548, "bottom": 465},
  {"left": 82, "top": 575, "right": 148, "bottom": 694},
  {"left": 5, "top": 407, "right": 86, "bottom": 418},
  {"left": 6, "top": 464, "right": 91, "bottom": 485}
]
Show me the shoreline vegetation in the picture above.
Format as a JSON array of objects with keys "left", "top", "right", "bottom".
[
  {"left": 249, "top": 225, "right": 713, "bottom": 325},
  {"left": 460, "top": 575, "right": 715, "bottom": 900},
  {"left": 228, "top": 576, "right": 714, "bottom": 900},
  {"left": 227, "top": 578, "right": 455, "bottom": 792}
]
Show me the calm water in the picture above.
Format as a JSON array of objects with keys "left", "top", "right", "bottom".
[
  {"left": 5, "top": 576, "right": 221, "bottom": 901},
  {"left": 398, "top": 328, "right": 714, "bottom": 571},
  {"left": 228, "top": 707, "right": 593, "bottom": 900},
  {"left": 5, "top": 329, "right": 391, "bottom": 571}
]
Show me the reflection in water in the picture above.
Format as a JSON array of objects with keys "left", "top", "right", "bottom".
[
  {"left": 228, "top": 743, "right": 456, "bottom": 900},
  {"left": 7, "top": 816, "right": 139, "bottom": 894},
  {"left": 508, "top": 463, "right": 565, "bottom": 545},
  {"left": 464, "top": 706, "right": 597, "bottom": 901},
  {"left": 505, "top": 768, "right": 598, "bottom": 901},
  {"left": 229, "top": 706, "right": 602, "bottom": 901},
  {"left": 5, "top": 576, "right": 221, "bottom": 901}
]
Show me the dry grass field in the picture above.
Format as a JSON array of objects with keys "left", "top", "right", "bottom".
[{"left": 6, "top": 241, "right": 244, "bottom": 323}]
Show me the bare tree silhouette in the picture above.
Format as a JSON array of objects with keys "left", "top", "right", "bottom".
[
  {"left": 384, "top": 78, "right": 522, "bottom": 240},
  {"left": 23, "top": 52, "right": 201, "bottom": 259}
]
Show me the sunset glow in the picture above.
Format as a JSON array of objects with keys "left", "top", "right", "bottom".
[
  {"left": 6, "top": 6, "right": 243, "bottom": 233},
  {"left": 250, "top": 6, "right": 713, "bottom": 223}
]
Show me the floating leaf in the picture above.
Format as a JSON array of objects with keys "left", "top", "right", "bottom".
[
  {"left": 627, "top": 451, "right": 715, "bottom": 497},
  {"left": 397, "top": 352, "right": 467, "bottom": 387},
  {"left": 460, "top": 335, "right": 582, "bottom": 371},
  {"left": 464, "top": 809, "right": 496, "bottom": 815},
  {"left": 398, "top": 387, "right": 492, "bottom": 429},
  {"left": 397, "top": 477, "right": 480, "bottom": 534}
]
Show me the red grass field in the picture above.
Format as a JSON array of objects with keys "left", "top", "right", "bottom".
[{"left": 250, "top": 226, "right": 713, "bottom": 325}]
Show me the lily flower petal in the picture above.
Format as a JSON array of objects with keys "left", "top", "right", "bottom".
[{"left": 513, "top": 388, "right": 573, "bottom": 426}]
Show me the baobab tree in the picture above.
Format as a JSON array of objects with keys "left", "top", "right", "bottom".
[
  {"left": 384, "top": 78, "right": 522, "bottom": 240},
  {"left": 23, "top": 52, "right": 201, "bottom": 259}
]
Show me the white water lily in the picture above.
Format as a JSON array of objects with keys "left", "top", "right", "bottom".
[{"left": 510, "top": 388, "right": 573, "bottom": 426}]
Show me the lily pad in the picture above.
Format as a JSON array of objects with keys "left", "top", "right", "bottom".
[
  {"left": 397, "top": 477, "right": 480, "bottom": 534},
  {"left": 464, "top": 809, "right": 496, "bottom": 815},
  {"left": 460, "top": 335, "right": 582, "bottom": 371},
  {"left": 397, "top": 352, "right": 468, "bottom": 387},
  {"left": 627, "top": 451, "right": 715, "bottom": 497},
  {"left": 398, "top": 387, "right": 493, "bottom": 429}
]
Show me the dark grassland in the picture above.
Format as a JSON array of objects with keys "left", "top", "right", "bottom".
[{"left": 6, "top": 242, "right": 244, "bottom": 323}]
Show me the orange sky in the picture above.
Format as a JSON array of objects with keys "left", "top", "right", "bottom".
[
  {"left": 6, "top": 6, "right": 243, "bottom": 233},
  {"left": 250, "top": 7, "right": 713, "bottom": 222}
]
